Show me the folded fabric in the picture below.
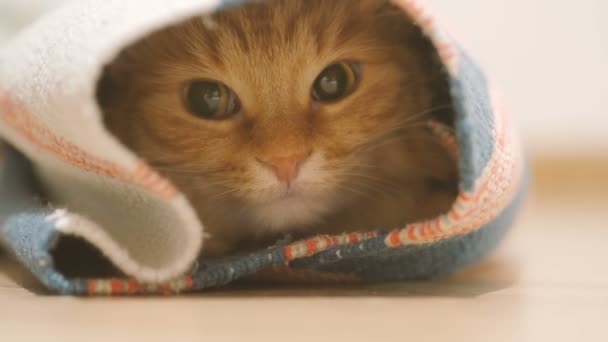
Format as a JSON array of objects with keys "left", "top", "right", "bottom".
[{"left": 0, "top": 0, "right": 527, "bottom": 295}]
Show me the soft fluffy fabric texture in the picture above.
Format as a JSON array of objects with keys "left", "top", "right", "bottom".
[{"left": 0, "top": 0, "right": 526, "bottom": 295}]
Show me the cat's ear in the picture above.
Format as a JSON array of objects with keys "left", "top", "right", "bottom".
[
  {"left": 364, "top": 0, "right": 419, "bottom": 41},
  {"left": 358, "top": 0, "right": 398, "bottom": 15},
  {"left": 362, "top": 0, "right": 415, "bottom": 32}
]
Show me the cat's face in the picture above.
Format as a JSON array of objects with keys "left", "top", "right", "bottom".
[{"left": 100, "top": 0, "right": 435, "bottom": 231}]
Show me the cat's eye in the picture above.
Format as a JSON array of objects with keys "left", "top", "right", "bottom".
[
  {"left": 312, "top": 62, "right": 359, "bottom": 102},
  {"left": 185, "top": 80, "right": 240, "bottom": 120}
]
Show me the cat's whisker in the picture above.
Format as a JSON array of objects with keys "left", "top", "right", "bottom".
[
  {"left": 399, "top": 103, "right": 453, "bottom": 123},
  {"left": 338, "top": 171, "right": 401, "bottom": 189},
  {"left": 193, "top": 178, "right": 240, "bottom": 191},
  {"left": 208, "top": 188, "right": 241, "bottom": 200},
  {"left": 334, "top": 173, "right": 402, "bottom": 200},
  {"left": 151, "top": 164, "right": 230, "bottom": 176},
  {"left": 356, "top": 116, "right": 451, "bottom": 155},
  {"left": 361, "top": 133, "right": 444, "bottom": 154},
  {"left": 385, "top": 103, "right": 452, "bottom": 130},
  {"left": 332, "top": 183, "right": 376, "bottom": 201}
]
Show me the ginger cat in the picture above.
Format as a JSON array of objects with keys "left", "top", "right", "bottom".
[{"left": 98, "top": 0, "right": 458, "bottom": 255}]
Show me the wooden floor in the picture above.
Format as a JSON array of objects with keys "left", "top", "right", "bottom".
[{"left": 1, "top": 159, "right": 607, "bottom": 342}]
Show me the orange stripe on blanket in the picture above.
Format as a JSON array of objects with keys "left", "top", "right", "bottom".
[
  {"left": 284, "top": 232, "right": 379, "bottom": 262},
  {"left": 0, "top": 89, "right": 177, "bottom": 198},
  {"left": 385, "top": 87, "right": 522, "bottom": 247}
]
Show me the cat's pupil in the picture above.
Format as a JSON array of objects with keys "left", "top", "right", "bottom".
[
  {"left": 186, "top": 81, "right": 238, "bottom": 120},
  {"left": 203, "top": 86, "right": 221, "bottom": 108},
  {"left": 191, "top": 82, "right": 221, "bottom": 116},
  {"left": 320, "top": 70, "right": 342, "bottom": 95},
  {"left": 313, "top": 62, "right": 357, "bottom": 102}
]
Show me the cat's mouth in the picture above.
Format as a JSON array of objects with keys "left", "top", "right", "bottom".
[
  {"left": 248, "top": 192, "right": 330, "bottom": 231},
  {"left": 276, "top": 184, "right": 304, "bottom": 198},
  {"left": 256, "top": 184, "right": 312, "bottom": 205},
  {"left": 244, "top": 179, "right": 336, "bottom": 230}
]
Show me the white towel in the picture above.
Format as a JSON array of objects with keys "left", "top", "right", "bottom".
[{"left": 0, "top": 0, "right": 229, "bottom": 283}]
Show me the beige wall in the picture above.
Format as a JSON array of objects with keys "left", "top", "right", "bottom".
[
  {"left": 2, "top": 0, "right": 606, "bottom": 155},
  {"left": 426, "top": 0, "right": 608, "bottom": 156}
]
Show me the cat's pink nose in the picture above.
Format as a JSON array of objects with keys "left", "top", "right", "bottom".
[{"left": 258, "top": 151, "right": 311, "bottom": 184}]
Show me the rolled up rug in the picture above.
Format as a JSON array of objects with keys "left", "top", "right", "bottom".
[{"left": 0, "top": 0, "right": 527, "bottom": 295}]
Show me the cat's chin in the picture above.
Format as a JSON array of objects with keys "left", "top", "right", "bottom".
[{"left": 247, "top": 193, "right": 332, "bottom": 232}]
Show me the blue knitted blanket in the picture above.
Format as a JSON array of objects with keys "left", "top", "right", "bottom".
[{"left": 0, "top": 0, "right": 526, "bottom": 295}]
